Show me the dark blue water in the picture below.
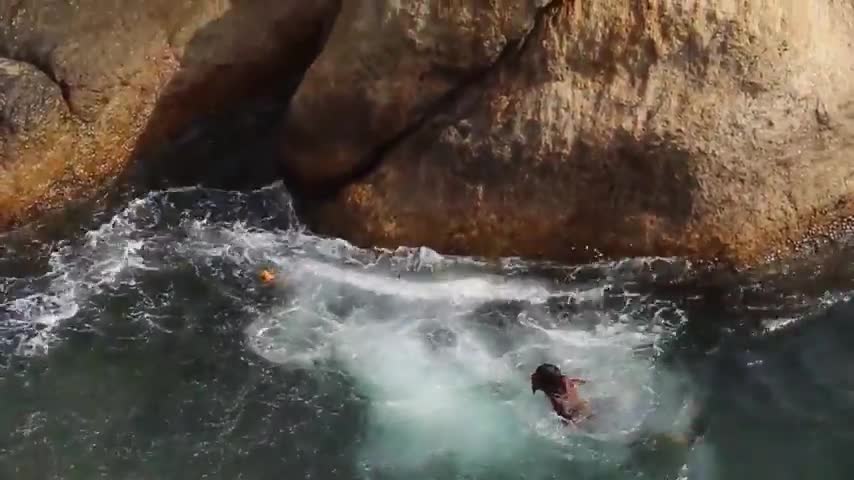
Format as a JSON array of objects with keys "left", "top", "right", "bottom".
[{"left": 1, "top": 183, "right": 853, "bottom": 480}]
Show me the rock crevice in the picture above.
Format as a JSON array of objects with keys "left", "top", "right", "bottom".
[{"left": 291, "top": 0, "right": 569, "bottom": 198}]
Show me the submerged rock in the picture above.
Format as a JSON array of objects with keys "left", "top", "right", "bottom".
[
  {"left": 282, "top": 0, "right": 854, "bottom": 266},
  {"left": 0, "top": 0, "right": 336, "bottom": 230}
]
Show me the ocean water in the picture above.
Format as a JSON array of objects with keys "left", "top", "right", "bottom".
[{"left": 1, "top": 183, "right": 853, "bottom": 479}]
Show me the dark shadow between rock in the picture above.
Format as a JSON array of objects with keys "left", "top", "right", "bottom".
[{"left": 121, "top": 0, "right": 339, "bottom": 193}]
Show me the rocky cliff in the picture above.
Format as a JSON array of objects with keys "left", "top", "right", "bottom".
[
  {"left": 3, "top": 0, "right": 854, "bottom": 267},
  {"left": 0, "top": 0, "right": 335, "bottom": 228},
  {"left": 281, "top": 0, "right": 854, "bottom": 266}
]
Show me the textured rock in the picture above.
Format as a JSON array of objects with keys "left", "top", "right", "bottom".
[
  {"left": 279, "top": 0, "right": 548, "bottom": 185},
  {"left": 0, "top": 0, "right": 336, "bottom": 229},
  {"left": 282, "top": 0, "right": 854, "bottom": 266},
  {"left": 0, "top": 58, "right": 71, "bottom": 226}
]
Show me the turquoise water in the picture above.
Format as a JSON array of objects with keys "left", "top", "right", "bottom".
[{"left": 1, "top": 184, "right": 853, "bottom": 479}]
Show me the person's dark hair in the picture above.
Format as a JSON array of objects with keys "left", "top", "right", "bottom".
[{"left": 531, "top": 363, "right": 564, "bottom": 394}]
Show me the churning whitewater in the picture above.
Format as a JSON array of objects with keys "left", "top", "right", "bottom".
[{"left": 0, "top": 184, "right": 734, "bottom": 479}]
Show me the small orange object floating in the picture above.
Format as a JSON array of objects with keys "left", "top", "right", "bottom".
[{"left": 259, "top": 269, "right": 276, "bottom": 284}]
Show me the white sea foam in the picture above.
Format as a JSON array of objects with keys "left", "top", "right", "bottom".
[
  {"left": 0, "top": 187, "right": 693, "bottom": 477},
  {"left": 2, "top": 195, "right": 161, "bottom": 355},
  {"left": 0, "top": 185, "right": 778, "bottom": 479},
  {"left": 244, "top": 252, "right": 679, "bottom": 477}
]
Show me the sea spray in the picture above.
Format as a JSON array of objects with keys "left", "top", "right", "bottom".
[{"left": 246, "top": 256, "right": 685, "bottom": 478}]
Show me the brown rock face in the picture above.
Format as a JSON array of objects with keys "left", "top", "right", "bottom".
[
  {"left": 0, "top": 0, "right": 336, "bottom": 229},
  {"left": 279, "top": 0, "right": 546, "bottom": 185},
  {"left": 0, "top": 59, "right": 71, "bottom": 226},
  {"left": 282, "top": 0, "right": 854, "bottom": 266}
]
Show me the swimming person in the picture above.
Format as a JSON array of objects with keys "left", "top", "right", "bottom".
[
  {"left": 530, "top": 363, "right": 595, "bottom": 428},
  {"left": 531, "top": 362, "right": 708, "bottom": 446},
  {"left": 259, "top": 268, "right": 276, "bottom": 284}
]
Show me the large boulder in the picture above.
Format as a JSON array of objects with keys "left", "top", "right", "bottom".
[
  {"left": 0, "top": 0, "right": 337, "bottom": 229},
  {"left": 281, "top": 0, "right": 854, "bottom": 266}
]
